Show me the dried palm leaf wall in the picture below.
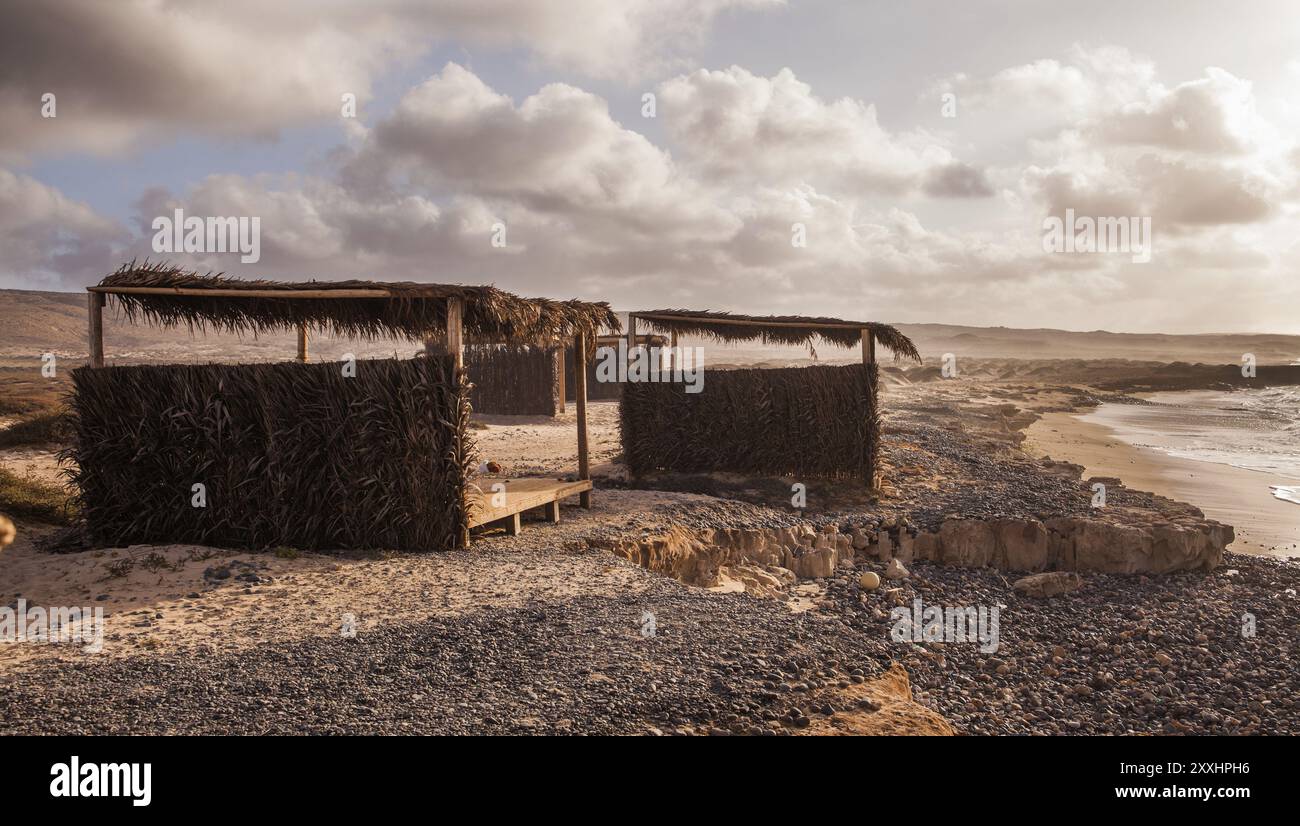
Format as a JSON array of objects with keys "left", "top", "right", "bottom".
[
  {"left": 619, "top": 363, "right": 878, "bottom": 481},
  {"left": 65, "top": 356, "right": 472, "bottom": 551},
  {"left": 563, "top": 347, "right": 622, "bottom": 402},
  {"left": 464, "top": 344, "right": 562, "bottom": 415}
]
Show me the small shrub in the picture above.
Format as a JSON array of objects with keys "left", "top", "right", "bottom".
[
  {"left": 0, "top": 410, "right": 69, "bottom": 449},
  {"left": 140, "top": 552, "right": 175, "bottom": 571},
  {"left": 0, "top": 367, "right": 71, "bottom": 416},
  {"left": 0, "top": 467, "right": 75, "bottom": 525}
]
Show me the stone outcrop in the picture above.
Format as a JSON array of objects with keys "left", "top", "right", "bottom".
[
  {"left": 1043, "top": 517, "right": 1231, "bottom": 574},
  {"left": 592, "top": 523, "right": 858, "bottom": 588},
  {"left": 913, "top": 515, "right": 1229, "bottom": 573},
  {"left": 930, "top": 518, "right": 1049, "bottom": 569},
  {"left": 591, "top": 508, "right": 1231, "bottom": 594},
  {"left": 884, "top": 558, "right": 910, "bottom": 580},
  {"left": 1012, "top": 571, "right": 1084, "bottom": 598}
]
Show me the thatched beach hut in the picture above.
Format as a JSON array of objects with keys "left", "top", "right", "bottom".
[
  {"left": 620, "top": 310, "right": 919, "bottom": 487},
  {"left": 72, "top": 263, "right": 619, "bottom": 551}
]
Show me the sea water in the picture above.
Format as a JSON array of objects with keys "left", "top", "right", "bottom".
[{"left": 1081, "top": 388, "right": 1300, "bottom": 505}]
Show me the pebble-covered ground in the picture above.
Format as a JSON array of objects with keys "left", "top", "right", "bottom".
[
  {"left": 0, "top": 565, "right": 887, "bottom": 736},
  {"left": 819, "top": 552, "right": 1300, "bottom": 735},
  {"left": 874, "top": 385, "right": 1214, "bottom": 533},
  {"left": 2, "top": 547, "right": 1295, "bottom": 735}
]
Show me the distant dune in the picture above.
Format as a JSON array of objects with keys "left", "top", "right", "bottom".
[{"left": 893, "top": 322, "right": 1300, "bottom": 365}]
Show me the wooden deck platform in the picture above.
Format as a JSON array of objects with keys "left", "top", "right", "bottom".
[{"left": 468, "top": 478, "right": 592, "bottom": 535}]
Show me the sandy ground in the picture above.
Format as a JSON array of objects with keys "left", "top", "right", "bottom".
[
  {"left": 1025, "top": 411, "right": 1300, "bottom": 555},
  {"left": 472, "top": 400, "right": 622, "bottom": 478},
  {"left": 0, "top": 445, "right": 62, "bottom": 486},
  {"left": 0, "top": 487, "right": 750, "bottom": 668}
]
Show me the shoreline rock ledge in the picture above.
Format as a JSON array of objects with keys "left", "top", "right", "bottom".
[
  {"left": 913, "top": 516, "right": 1231, "bottom": 574},
  {"left": 594, "top": 510, "right": 1232, "bottom": 589}
]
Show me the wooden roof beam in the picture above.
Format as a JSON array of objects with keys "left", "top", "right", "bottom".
[
  {"left": 630, "top": 312, "right": 871, "bottom": 331},
  {"left": 88, "top": 286, "right": 395, "bottom": 299}
]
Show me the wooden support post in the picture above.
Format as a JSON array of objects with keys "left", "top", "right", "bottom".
[
  {"left": 553, "top": 346, "right": 566, "bottom": 415},
  {"left": 623, "top": 317, "right": 639, "bottom": 482},
  {"left": 505, "top": 512, "right": 522, "bottom": 536},
  {"left": 297, "top": 324, "right": 309, "bottom": 363},
  {"left": 445, "top": 296, "right": 464, "bottom": 372},
  {"left": 861, "top": 328, "right": 876, "bottom": 366},
  {"left": 545, "top": 500, "right": 562, "bottom": 523},
  {"left": 446, "top": 296, "right": 468, "bottom": 548},
  {"left": 87, "top": 292, "right": 105, "bottom": 368},
  {"left": 862, "top": 328, "right": 879, "bottom": 489},
  {"left": 574, "top": 332, "right": 591, "bottom": 508},
  {"left": 626, "top": 314, "right": 638, "bottom": 377}
]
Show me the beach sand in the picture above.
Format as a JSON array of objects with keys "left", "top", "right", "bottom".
[{"left": 1025, "top": 410, "right": 1300, "bottom": 556}]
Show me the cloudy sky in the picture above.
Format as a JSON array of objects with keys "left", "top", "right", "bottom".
[{"left": 2, "top": 0, "right": 1298, "bottom": 333}]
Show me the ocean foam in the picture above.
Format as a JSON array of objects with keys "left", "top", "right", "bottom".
[
  {"left": 1084, "top": 388, "right": 1300, "bottom": 483},
  {"left": 1270, "top": 486, "right": 1300, "bottom": 506}
]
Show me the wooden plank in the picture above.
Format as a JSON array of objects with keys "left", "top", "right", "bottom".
[
  {"left": 297, "top": 324, "right": 309, "bottom": 363},
  {"left": 574, "top": 333, "right": 591, "bottom": 508},
  {"left": 467, "top": 478, "right": 591, "bottom": 528},
  {"left": 87, "top": 291, "right": 105, "bottom": 368},
  {"left": 88, "top": 286, "right": 394, "bottom": 299},
  {"left": 595, "top": 334, "right": 662, "bottom": 345}
]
